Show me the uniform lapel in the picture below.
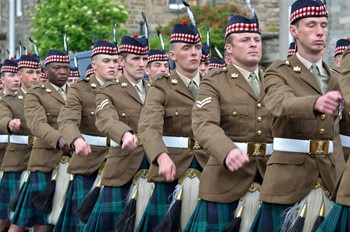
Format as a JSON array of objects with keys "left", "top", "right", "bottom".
[
  {"left": 258, "top": 69, "right": 266, "bottom": 101},
  {"left": 119, "top": 76, "right": 143, "bottom": 104},
  {"left": 228, "top": 64, "right": 257, "bottom": 99},
  {"left": 290, "top": 55, "right": 322, "bottom": 94},
  {"left": 323, "top": 62, "right": 338, "bottom": 92},
  {"left": 170, "top": 71, "right": 194, "bottom": 100},
  {"left": 44, "top": 81, "right": 66, "bottom": 104}
]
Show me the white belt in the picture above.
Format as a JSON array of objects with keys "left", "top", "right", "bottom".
[
  {"left": 9, "top": 135, "right": 35, "bottom": 145},
  {"left": 162, "top": 136, "right": 201, "bottom": 149},
  {"left": 0, "top": 135, "right": 8, "bottom": 143},
  {"left": 82, "top": 134, "right": 120, "bottom": 147},
  {"left": 234, "top": 142, "right": 273, "bottom": 157},
  {"left": 273, "top": 137, "right": 333, "bottom": 155},
  {"left": 340, "top": 134, "right": 350, "bottom": 148}
]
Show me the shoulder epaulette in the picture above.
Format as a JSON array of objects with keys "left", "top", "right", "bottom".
[
  {"left": 267, "top": 60, "right": 290, "bottom": 70},
  {"left": 155, "top": 72, "right": 170, "bottom": 81},
  {"left": 83, "top": 77, "right": 90, "bottom": 82},
  {"left": 32, "top": 84, "right": 46, "bottom": 90},
  {"left": 101, "top": 80, "right": 119, "bottom": 89},
  {"left": 207, "top": 67, "right": 228, "bottom": 78}
]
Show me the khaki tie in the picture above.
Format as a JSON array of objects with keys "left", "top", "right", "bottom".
[
  {"left": 135, "top": 85, "right": 146, "bottom": 104},
  {"left": 58, "top": 87, "right": 66, "bottom": 101},
  {"left": 188, "top": 80, "right": 198, "bottom": 98},
  {"left": 310, "top": 64, "right": 322, "bottom": 90},
  {"left": 248, "top": 72, "right": 260, "bottom": 97}
]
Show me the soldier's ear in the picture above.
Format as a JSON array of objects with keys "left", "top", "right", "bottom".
[
  {"left": 168, "top": 50, "right": 176, "bottom": 61},
  {"left": 289, "top": 25, "right": 298, "bottom": 39}
]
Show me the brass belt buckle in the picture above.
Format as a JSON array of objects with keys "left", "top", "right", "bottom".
[
  {"left": 188, "top": 138, "right": 201, "bottom": 150},
  {"left": 28, "top": 135, "right": 36, "bottom": 145},
  {"left": 248, "top": 143, "right": 266, "bottom": 157},
  {"left": 310, "top": 139, "right": 329, "bottom": 155}
]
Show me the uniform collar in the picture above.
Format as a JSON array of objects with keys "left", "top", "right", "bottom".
[{"left": 176, "top": 69, "right": 200, "bottom": 87}]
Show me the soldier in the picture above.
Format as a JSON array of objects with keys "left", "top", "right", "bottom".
[
  {"left": 317, "top": 45, "right": 350, "bottom": 231},
  {"left": 85, "top": 64, "right": 94, "bottom": 79},
  {"left": 184, "top": 12, "right": 271, "bottom": 232},
  {"left": 145, "top": 49, "right": 169, "bottom": 83},
  {"left": 67, "top": 67, "right": 80, "bottom": 86},
  {"left": 199, "top": 43, "right": 210, "bottom": 76},
  {"left": 0, "top": 58, "right": 22, "bottom": 231},
  {"left": 10, "top": 49, "right": 71, "bottom": 232},
  {"left": 287, "top": 41, "right": 297, "bottom": 58},
  {"left": 333, "top": 38, "right": 350, "bottom": 70},
  {"left": 54, "top": 40, "right": 117, "bottom": 232},
  {"left": 136, "top": 21, "right": 209, "bottom": 232},
  {"left": 250, "top": 1, "right": 344, "bottom": 231},
  {"left": 85, "top": 35, "right": 150, "bottom": 232}
]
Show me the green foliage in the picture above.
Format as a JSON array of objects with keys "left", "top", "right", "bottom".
[
  {"left": 148, "top": 3, "right": 244, "bottom": 57},
  {"left": 31, "top": 0, "right": 128, "bottom": 57}
]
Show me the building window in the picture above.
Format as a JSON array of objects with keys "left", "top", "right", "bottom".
[
  {"left": 169, "top": 0, "right": 197, "bottom": 10},
  {"left": 16, "top": 0, "right": 22, "bottom": 17}
]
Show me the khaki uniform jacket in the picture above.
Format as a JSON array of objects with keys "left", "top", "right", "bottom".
[
  {"left": 192, "top": 64, "right": 272, "bottom": 203},
  {"left": 25, "top": 81, "right": 69, "bottom": 172},
  {"left": 0, "top": 92, "right": 8, "bottom": 166},
  {"left": 336, "top": 46, "right": 350, "bottom": 206},
  {"left": 58, "top": 76, "right": 108, "bottom": 176},
  {"left": 0, "top": 88, "right": 32, "bottom": 172},
  {"left": 260, "top": 54, "right": 344, "bottom": 204},
  {"left": 138, "top": 71, "right": 209, "bottom": 183},
  {"left": 95, "top": 76, "right": 149, "bottom": 186}
]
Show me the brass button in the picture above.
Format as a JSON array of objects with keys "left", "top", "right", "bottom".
[
  {"left": 175, "top": 112, "right": 179, "bottom": 116},
  {"left": 257, "top": 130, "right": 262, "bottom": 136},
  {"left": 91, "top": 111, "right": 95, "bottom": 115},
  {"left": 257, "top": 103, "right": 262, "bottom": 109},
  {"left": 46, "top": 112, "right": 50, "bottom": 116},
  {"left": 121, "top": 113, "right": 126, "bottom": 117},
  {"left": 320, "top": 114, "right": 326, "bottom": 120},
  {"left": 232, "top": 111, "right": 237, "bottom": 116},
  {"left": 348, "top": 112, "right": 350, "bottom": 116},
  {"left": 257, "top": 116, "right": 262, "bottom": 122},
  {"left": 319, "top": 128, "right": 325, "bottom": 134}
]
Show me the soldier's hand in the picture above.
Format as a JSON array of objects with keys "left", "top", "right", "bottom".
[
  {"left": 8, "top": 118, "right": 21, "bottom": 132},
  {"left": 58, "top": 137, "right": 70, "bottom": 154},
  {"left": 225, "top": 148, "right": 249, "bottom": 172},
  {"left": 121, "top": 132, "right": 138, "bottom": 151},
  {"left": 157, "top": 153, "right": 176, "bottom": 182},
  {"left": 314, "top": 91, "right": 342, "bottom": 115},
  {"left": 73, "top": 138, "right": 92, "bottom": 157}
]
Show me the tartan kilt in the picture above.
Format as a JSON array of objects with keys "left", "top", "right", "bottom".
[
  {"left": 85, "top": 183, "right": 131, "bottom": 232},
  {"left": 53, "top": 173, "right": 97, "bottom": 232},
  {"left": 249, "top": 202, "right": 290, "bottom": 232},
  {"left": 317, "top": 203, "right": 350, "bottom": 232},
  {"left": 0, "top": 172, "right": 21, "bottom": 220},
  {"left": 184, "top": 199, "right": 238, "bottom": 232},
  {"left": 10, "top": 171, "right": 52, "bottom": 227},
  {"left": 135, "top": 181, "right": 178, "bottom": 232}
]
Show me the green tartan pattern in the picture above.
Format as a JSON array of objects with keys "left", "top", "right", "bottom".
[
  {"left": 11, "top": 171, "right": 52, "bottom": 227},
  {"left": 53, "top": 173, "right": 97, "bottom": 232},
  {"left": 184, "top": 199, "right": 238, "bottom": 232},
  {"left": 85, "top": 183, "right": 131, "bottom": 232},
  {"left": 0, "top": 172, "right": 21, "bottom": 220},
  {"left": 317, "top": 203, "right": 350, "bottom": 232}
]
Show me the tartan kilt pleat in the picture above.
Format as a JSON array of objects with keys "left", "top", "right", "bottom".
[
  {"left": 53, "top": 173, "right": 97, "bottom": 232},
  {"left": 135, "top": 181, "right": 178, "bottom": 232},
  {"left": 249, "top": 202, "right": 290, "bottom": 232},
  {"left": 184, "top": 199, "right": 238, "bottom": 232},
  {"left": 0, "top": 172, "right": 21, "bottom": 220},
  {"left": 10, "top": 171, "right": 52, "bottom": 227},
  {"left": 85, "top": 183, "right": 131, "bottom": 232},
  {"left": 316, "top": 203, "right": 350, "bottom": 232}
]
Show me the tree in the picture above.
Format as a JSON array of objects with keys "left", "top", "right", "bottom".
[
  {"left": 30, "top": 0, "right": 128, "bottom": 57},
  {"left": 148, "top": 3, "right": 244, "bottom": 57}
]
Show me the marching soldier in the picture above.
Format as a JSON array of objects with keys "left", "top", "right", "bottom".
[
  {"left": 333, "top": 38, "right": 350, "bottom": 71},
  {"left": 185, "top": 13, "right": 272, "bottom": 232},
  {"left": 317, "top": 44, "right": 350, "bottom": 231},
  {"left": 10, "top": 50, "right": 71, "bottom": 232},
  {"left": 54, "top": 40, "right": 117, "bottom": 232},
  {"left": 287, "top": 41, "right": 297, "bottom": 58},
  {"left": 145, "top": 49, "right": 169, "bottom": 83},
  {"left": 136, "top": 21, "right": 209, "bottom": 232},
  {"left": 67, "top": 67, "right": 80, "bottom": 86},
  {"left": 198, "top": 43, "right": 210, "bottom": 76},
  {"left": 85, "top": 64, "right": 94, "bottom": 79},
  {"left": 250, "top": 1, "right": 344, "bottom": 231},
  {"left": 85, "top": 35, "right": 150, "bottom": 232}
]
